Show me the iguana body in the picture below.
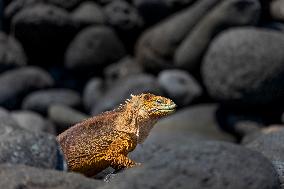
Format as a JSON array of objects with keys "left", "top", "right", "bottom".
[{"left": 57, "top": 93, "right": 176, "bottom": 177}]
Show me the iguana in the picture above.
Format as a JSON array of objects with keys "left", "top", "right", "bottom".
[{"left": 57, "top": 93, "right": 176, "bottom": 177}]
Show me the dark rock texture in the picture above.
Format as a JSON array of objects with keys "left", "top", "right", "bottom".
[
  {"left": 71, "top": 1, "right": 106, "bottom": 27},
  {"left": 175, "top": 0, "right": 260, "bottom": 71},
  {"left": 109, "top": 141, "right": 279, "bottom": 189},
  {"left": 65, "top": 26, "right": 126, "bottom": 72},
  {"left": 157, "top": 69, "right": 202, "bottom": 106},
  {"left": 202, "top": 28, "right": 284, "bottom": 107},
  {"left": 11, "top": 110, "right": 56, "bottom": 134},
  {"left": 136, "top": 0, "right": 222, "bottom": 72},
  {"left": 83, "top": 77, "right": 105, "bottom": 112},
  {"left": 0, "top": 32, "right": 26, "bottom": 72},
  {"left": 12, "top": 4, "right": 79, "bottom": 65},
  {"left": 104, "top": 0, "right": 143, "bottom": 50},
  {"left": 0, "top": 126, "right": 61, "bottom": 169},
  {"left": 104, "top": 56, "right": 143, "bottom": 85},
  {"left": 0, "top": 66, "right": 54, "bottom": 109},
  {"left": 0, "top": 164, "right": 103, "bottom": 189},
  {"left": 22, "top": 89, "right": 81, "bottom": 115},
  {"left": 91, "top": 74, "right": 162, "bottom": 115},
  {"left": 245, "top": 128, "right": 284, "bottom": 162},
  {"left": 48, "top": 104, "right": 88, "bottom": 133}
]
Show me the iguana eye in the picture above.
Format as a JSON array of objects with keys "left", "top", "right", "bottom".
[{"left": 156, "top": 99, "right": 163, "bottom": 104}]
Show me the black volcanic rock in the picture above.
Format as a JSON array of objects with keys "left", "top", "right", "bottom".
[
  {"left": 65, "top": 26, "right": 126, "bottom": 73},
  {"left": 202, "top": 28, "right": 284, "bottom": 107},
  {"left": 0, "top": 32, "right": 26, "bottom": 72},
  {"left": 175, "top": 0, "right": 260, "bottom": 71},
  {"left": 22, "top": 89, "right": 81, "bottom": 115},
  {"left": 71, "top": 1, "right": 106, "bottom": 27},
  {"left": 0, "top": 66, "right": 54, "bottom": 109},
  {"left": 136, "top": 0, "right": 222, "bottom": 72},
  {"left": 12, "top": 4, "right": 79, "bottom": 65},
  {"left": 107, "top": 140, "right": 279, "bottom": 189},
  {"left": 0, "top": 164, "right": 103, "bottom": 189}
]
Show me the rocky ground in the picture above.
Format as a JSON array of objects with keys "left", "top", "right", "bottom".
[{"left": 1, "top": 0, "right": 284, "bottom": 188}]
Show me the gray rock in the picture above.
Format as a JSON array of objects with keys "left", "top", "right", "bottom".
[
  {"left": 0, "top": 32, "right": 26, "bottom": 72},
  {"left": 175, "top": 0, "right": 260, "bottom": 70},
  {"left": 11, "top": 110, "right": 56, "bottom": 134},
  {"left": 157, "top": 69, "right": 202, "bottom": 106},
  {"left": 270, "top": 0, "right": 284, "bottom": 21},
  {"left": 83, "top": 77, "right": 105, "bottom": 112},
  {"left": 0, "top": 164, "right": 103, "bottom": 189},
  {"left": 65, "top": 26, "right": 126, "bottom": 72},
  {"left": 46, "top": 0, "right": 83, "bottom": 10},
  {"left": 0, "top": 66, "right": 54, "bottom": 109},
  {"left": 48, "top": 104, "right": 88, "bottom": 133},
  {"left": 136, "top": 0, "right": 222, "bottom": 72},
  {"left": 202, "top": 28, "right": 284, "bottom": 107},
  {"left": 12, "top": 4, "right": 79, "bottom": 65},
  {"left": 0, "top": 126, "right": 62, "bottom": 169},
  {"left": 150, "top": 104, "right": 235, "bottom": 142},
  {"left": 22, "top": 89, "right": 81, "bottom": 115},
  {"left": 104, "top": 0, "right": 143, "bottom": 31},
  {"left": 245, "top": 127, "right": 284, "bottom": 162},
  {"left": 71, "top": 1, "right": 106, "bottom": 26},
  {"left": 104, "top": 56, "right": 143, "bottom": 85},
  {"left": 4, "top": 0, "right": 39, "bottom": 21},
  {"left": 91, "top": 74, "right": 162, "bottom": 115},
  {"left": 272, "top": 161, "right": 284, "bottom": 189},
  {"left": 0, "top": 107, "right": 19, "bottom": 129},
  {"left": 106, "top": 141, "right": 279, "bottom": 189}
]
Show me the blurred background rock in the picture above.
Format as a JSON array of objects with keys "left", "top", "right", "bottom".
[{"left": 1, "top": 0, "right": 284, "bottom": 188}]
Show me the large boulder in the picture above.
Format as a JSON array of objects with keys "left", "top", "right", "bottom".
[
  {"left": 12, "top": 4, "right": 79, "bottom": 65},
  {"left": 245, "top": 128, "right": 284, "bottom": 162},
  {"left": 202, "top": 28, "right": 284, "bottom": 107},
  {"left": 0, "top": 126, "right": 62, "bottom": 169},
  {"left": 175, "top": 0, "right": 260, "bottom": 71},
  {"left": 0, "top": 32, "right": 26, "bottom": 72},
  {"left": 107, "top": 141, "right": 280, "bottom": 189},
  {"left": 0, "top": 66, "right": 54, "bottom": 109},
  {"left": 0, "top": 164, "right": 103, "bottom": 189},
  {"left": 22, "top": 89, "right": 81, "bottom": 115},
  {"left": 136, "top": 0, "right": 222, "bottom": 72},
  {"left": 65, "top": 26, "right": 126, "bottom": 73}
]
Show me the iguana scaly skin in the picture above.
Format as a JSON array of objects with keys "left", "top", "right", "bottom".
[{"left": 57, "top": 93, "right": 176, "bottom": 177}]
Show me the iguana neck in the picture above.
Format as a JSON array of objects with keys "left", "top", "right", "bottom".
[{"left": 114, "top": 101, "right": 158, "bottom": 144}]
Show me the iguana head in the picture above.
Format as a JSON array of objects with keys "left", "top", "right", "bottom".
[{"left": 134, "top": 93, "right": 177, "bottom": 118}]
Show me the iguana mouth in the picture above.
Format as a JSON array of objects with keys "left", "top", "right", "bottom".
[{"left": 158, "top": 104, "right": 177, "bottom": 112}]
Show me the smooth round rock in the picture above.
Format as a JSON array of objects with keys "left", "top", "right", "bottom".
[
  {"left": 82, "top": 77, "right": 105, "bottom": 112},
  {"left": 270, "top": 0, "right": 284, "bottom": 21},
  {"left": 104, "top": 0, "right": 143, "bottom": 31},
  {"left": 71, "top": 1, "right": 106, "bottom": 27},
  {"left": 104, "top": 56, "right": 143, "bottom": 85},
  {"left": 245, "top": 128, "right": 284, "bottom": 162},
  {"left": 91, "top": 74, "right": 163, "bottom": 115},
  {"left": 136, "top": 0, "right": 221, "bottom": 72},
  {"left": 11, "top": 110, "right": 56, "bottom": 134},
  {"left": 175, "top": 0, "right": 260, "bottom": 70},
  {"left": 0, "top": 127, "right": 61, "bottom": 169},
  {"left": 65, "top": 26, "right": 126, "bottom": 72},
  {"left": 202, "top": 28, "right": 284, "bottom": 107},
  {"left": 0, "top": 164, "right": 103, "bottom": 189},
  {"left": 0, "top": 32, "right": 26, "bottom": 72},
  {"left": 106, "top": 141, "right": 279, "bottom": 189},
  {"left": 22, "top": 89, "right": 81, "bottom": 115},
  {"left": 0, "top": 66, "right": 54, "bottom": 109},
  {"left": 12, "top": 4, "right": 79, "bottom": 65},
  {"left": 48, "top": 104, "right": 88, "bottom": 133},
  {"left": 157, "top": 69, "right": 202, "bottom": 106}
]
